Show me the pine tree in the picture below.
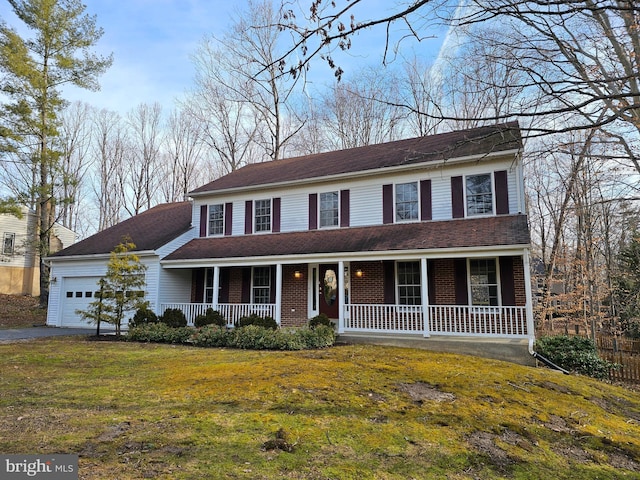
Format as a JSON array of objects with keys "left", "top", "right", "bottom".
[
  {"left": 78, "top": 238, "right": 149, "bottom": 336},
  {"left": 0, "top": 0, "right": 112, "bottom": 305}
]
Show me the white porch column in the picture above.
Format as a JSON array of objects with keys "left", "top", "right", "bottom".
[
  {"left": 338, "top": 260, "right": 345, "bottom": 333},
  {"left": 421, "top": 257, "right": 430, "bottom": 337},
  {"left": 212, "top": 265, "right": 220, "bottom": 310},
  {"left": 522, "top": 249, "right": 536, "bottom": 353},
  {"left": 275, "top": 263, "right": 283, "bottom": 325}
]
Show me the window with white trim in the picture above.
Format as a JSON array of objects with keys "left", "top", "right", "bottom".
[
  {"left": 397, "top": 261, "right": 421, "bottom": 305},
  {"left": 3, "top": 233, "right": 15, "bottom": 255},
  {"left": 466, "top": 174, "right": 493, "bottom": 216},
  {"left": 395, "top": 182, "right": 419, "bottom": 221},
  {"left": 252, "top": 266, "right": 271, "bottom": 304},
  {"left": 254, "top": 199, "right": 271, "bottom": 232},
  {"left": 469, "top": 258, "right": 499, "bottom": 306},
  {"left": 208, "top": 204, "right": 224, "bottom": 235},
  {"left": 319, "top": 191, "right": 339, "bottom": 227},
  {"left": 204, "top": 267, "right": 216, "bottom": 303}
]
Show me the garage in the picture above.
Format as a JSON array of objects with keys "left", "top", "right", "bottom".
[{"left": 59, "top": 276, "right": 101, "bottom": 327}]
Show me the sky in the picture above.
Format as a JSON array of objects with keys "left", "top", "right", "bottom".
[{"left": 0, "top": 0, "right": 449, "bottom": 116}]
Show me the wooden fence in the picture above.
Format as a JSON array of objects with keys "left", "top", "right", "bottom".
[{"left": 596, "top": 335, "right": 640, "bottom": 384}]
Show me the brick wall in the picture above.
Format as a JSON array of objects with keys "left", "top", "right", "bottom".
[
  {"left": 350, "top": 261, "right": 384, "bottom": 304},
  {"left": 228, "top": 267, "right": 244, "bottom": 303},
  {"left": 513, "top": 256, "right": 526, "bottom": 307},
  {"left": 281, "top": 264, "right": 308, "bottom": 327},
  {"left": 431, "top": 258, "right": 456, "bottom": 305}
]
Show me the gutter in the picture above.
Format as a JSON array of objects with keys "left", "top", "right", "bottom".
[{"left": 529, "top": 339, "right": 570, "bottom": 375}]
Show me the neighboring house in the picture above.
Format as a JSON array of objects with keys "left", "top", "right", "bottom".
[
  {"left": 0, "top": 207, "right": 76, "bottom": 295},
  {"left": 46, "top": 123, "right": 536, "bottom": 364}
]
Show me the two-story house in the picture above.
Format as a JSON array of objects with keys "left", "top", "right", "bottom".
[
  {"left": 46, "top": 122, "right": 535, "bottom": 364},
  {"left": 1, "top": 207, "right": 76, "bottom": 295}
]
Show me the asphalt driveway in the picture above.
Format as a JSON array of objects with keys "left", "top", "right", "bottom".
[{"left": 0, "top": 327, "right": 94, "bottom": 342}]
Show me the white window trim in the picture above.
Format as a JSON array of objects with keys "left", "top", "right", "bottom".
[
  {"left": 208, "top": 204, "right": 225, "bottom": 237},
  {"left": 394, "top": 181, "right": 420, "bottom": 223},
  {"left": 318, "top": 190, "right": 340, "bottom": 229},
  {"left": 464, "top": 172, "right": 495, "bottom": 218},
  {"left": 395, "top": 260, "right": 422, "bottom": 305},
  {"left": 467, "top": 257, "right": 502, "bottom": 307},
  {"left": 254, "top": 198, "right": 272, "bottom": 234},
  {"left": 3, "top": 232, "right": 15, "bottom": 255},
  {"left": 252, "top": 266, "right": 272, "bottom": 304}
]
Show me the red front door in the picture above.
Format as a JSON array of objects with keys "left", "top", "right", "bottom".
[{"left": 319, "top": 264, "right": 339, "bottom": 319}]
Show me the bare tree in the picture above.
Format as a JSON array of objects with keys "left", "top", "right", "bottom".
[
  {"left": 400, "top": 56, "right": 444, "bottom": 137},
  {"left": 125, "top": 103, "right": 163, "bottom": 215}
]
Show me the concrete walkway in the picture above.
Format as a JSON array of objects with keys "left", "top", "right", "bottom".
[{"left": 0, "top": 327, "right": 95, "bottom": 342}]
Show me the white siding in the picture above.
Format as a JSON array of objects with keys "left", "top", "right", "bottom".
[
  {"left": 158, "top": 268, "right": 192, "bottom": 304},
  {"left": 280, "top": 192, "right": 308, "bottom": 232},
  {"left": 350, "top": 184, "right": 383, "bottom": 227}
]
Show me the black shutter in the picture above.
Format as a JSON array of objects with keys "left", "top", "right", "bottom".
[
  {"left": 244, "top": 201, "right": 252, "bottom": 235},
  {"left": 309, "top": 193, "right": 318, "bottom": 230},
  {"left": 495, "top": 170, "right": 509, "bottom": 215},
  {"left": 454, "top": 258, "right": 468, "bottom": 305},
  {"left": 420, "top": 179, "right": 432, "bottom": 221},
  {"left": 340, "top": 189, "right": 350, "bottom": 227},
  {"left": 383, "top": 184, "right": 393, "bottom": 224},
  {"left": 499, "top": 257, "right": 516, "bottom": 305},
  {"left": 383, "top": 260, "right": 396, "bottom": 304},
  {"left": 451, "top": 176, "right": 464, "bottom": 219},
  {"left": 241, "top": 267, "right": 252, "bottom": 303},
  {"left": 199, "top": 205, "right": 207, "bottom": 237},
  {"left": 224, "top": 203, "right": 233, "bottom": 236},
  {"left": 272, "top": 198, "right": 281, "bottom": 233}
]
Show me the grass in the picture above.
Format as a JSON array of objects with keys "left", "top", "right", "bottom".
[{"left": 0, "top": 337, "right": 639, "bottom": 479}]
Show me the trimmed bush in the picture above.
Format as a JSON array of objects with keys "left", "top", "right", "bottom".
[
  {"left": 535, "top": 335, "right": 619, "bottom": 380},
  {"left": 190, "top": 325, "right": 228, "bottom": 347},
  {"left": 237, "top": 313, "right": 278, "bottom": 330},
  {"left": 127, "top": 323, "right": 194, "bottom": 344},
  {"left": 308, "top": 313, "right": 333, "bottom": 329},
  {"left": 129, "top": 307, "right": 158, "bottom": 328},
  {"left": 194, "top": 308, "right": 225, "bottom": 327},
  {"left": 160, "top": 308, "right": 188, "bottom": 328}
]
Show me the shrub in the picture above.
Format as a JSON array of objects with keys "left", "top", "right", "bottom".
[
  {"left": 127, "top": 323, "right": 193, "bottom": 344},
  {"left": 194, "top": 308, "right": 226, "bottom": 328},
  {"left": 308, "top": 313, "right": 334, "bottom": 329},
  {"left": 129, "top": 307, "right": 158, "bottom": 328},
  {"left": 190, "top": 325, "right": 228, "bottom": 347},
  {"left": 160, "top": 308, "right": 187, "bottom": 328},
  {"left": 237, "top": 313, "right": 278, "bottom": 330},
  {"left": 187, "top": 325, "right": 336, "bottom": 350},
  {"left": 535, "top": 335, "right": 619, "bottom": 380}
]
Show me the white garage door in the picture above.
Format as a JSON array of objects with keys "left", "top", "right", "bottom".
[{"left": 60, "top": 276, "right": 101, "bottom": 327}]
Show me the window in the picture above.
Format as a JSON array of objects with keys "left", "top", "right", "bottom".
[
  {"left": 319, "top": 191, "right": 339, "bottom": 227},
  {"left": 469, "top": 259, "right": 499, "bottom": 306},
  {"left": 3, "top": 233, "right": 15, "bottom": 255},
  {"left": 252, "top": 266, "right": 271, "bottom": 304},
  {"left": 395, "top": 182, "right": 419, "bottom": 221},
  {"left": 208, "top": 204, "right": 224, "bottom": 235},
  {"left": 466, "top": 174, "right": 493, "bottom": 216},
  {"left": 397, "top": 261, "right": 421, "bottom": 305},
  {"left": 254, "top": 199, "right": 271, "bottom": 232}
]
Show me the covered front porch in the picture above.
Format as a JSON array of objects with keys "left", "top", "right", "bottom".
[{"left": 159, "top": 252, "right": 535, "bottom": 345}]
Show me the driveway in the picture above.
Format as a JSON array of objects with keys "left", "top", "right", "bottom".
[{"left": 0, "top": 327, "right": 94, "bottom": 342}]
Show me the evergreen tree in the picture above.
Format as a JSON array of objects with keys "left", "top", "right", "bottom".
[
  {"left": 0, "top": 0, "right": 112, "bottom": 305},
  {"left": 78, "top": 238, "right": 149, "bottom": 336},
  {"left": 615, "top": 233, "right": 640, "bottom": 338}
]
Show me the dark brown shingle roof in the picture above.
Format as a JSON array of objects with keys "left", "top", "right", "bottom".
[
  {"left": 190, "top": 122, "right": 522, "bottom": 194},
  {"left": 163, "top": 215, "right": 530, "bottom": 262},
  {"left": 50, "top": 202, "right": 193, "bottom": 258}
]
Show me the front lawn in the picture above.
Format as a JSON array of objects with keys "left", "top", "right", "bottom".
[{"left": 0, "top": 338, "right": 638, "bottom": 479}]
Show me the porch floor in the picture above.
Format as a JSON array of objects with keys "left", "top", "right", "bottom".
[{"left": 336, "top": 333, "right": 536, "bottom": 366}]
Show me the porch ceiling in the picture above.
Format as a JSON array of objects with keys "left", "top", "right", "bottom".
[{"left": 163, "top": 214, "right": 530, "bottom": 263}]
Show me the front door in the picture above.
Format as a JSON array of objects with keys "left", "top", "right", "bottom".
[{"left": 319, "top": 264, "right": 339, "bottom": 319}]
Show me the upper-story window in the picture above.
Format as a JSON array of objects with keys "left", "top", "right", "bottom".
[
  {"left": 208, "top": 204, "right": 224, "bottom": 235},
  {"left": 397, "top": 261, "right": 421, "bottom": 305},
  {"left": 466, "top": 174, "right": 493, "bottom": 216},
  {"left": 254, "top": 199, "right": 271, "bottom": 232},
  {"left": 395, "top": 182, "right": 419, "bottom": 221},
  {"left": 469, "top": 258, "right": 498, "bottom": 306},
  {"left": 3, "top": 233, "right": 15, "bottom": 255},
  {"left": 320, "top": 191, "right": 339, "bottom": 228}
]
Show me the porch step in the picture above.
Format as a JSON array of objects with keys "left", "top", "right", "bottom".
[{"left": 336, "top": 333, "right": 535, "bottom": 366}]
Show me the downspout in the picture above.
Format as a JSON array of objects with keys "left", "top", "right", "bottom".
[{"left": 523, "top": 249, "right": 570, "bottom": 374}]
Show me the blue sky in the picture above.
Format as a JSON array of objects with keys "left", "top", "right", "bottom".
[{"left": 0, "top": 1, "right": 449, "bottom": 116}]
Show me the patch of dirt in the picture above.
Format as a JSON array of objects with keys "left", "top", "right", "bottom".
[
  {"left": 397, "top": 382, "right": 456, "bottom": 403},
  {"left": 467, "top": 431, "right": 513, "bottom": 469},
  {"left": 0, "top": 294, "right": 46, "bottom": 328}
]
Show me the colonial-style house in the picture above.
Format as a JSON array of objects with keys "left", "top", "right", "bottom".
[
  {"left": 46, "top": 122, "right": 535, "bottom": 364},
  {"left": 1, "top": 207, "right": 75, "bottom": 295}
]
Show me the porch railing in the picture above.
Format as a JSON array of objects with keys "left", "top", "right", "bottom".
[
  {"left": 344, "top": 304, "right": 528, "bottom": 338},
  {"left": 344, "top": 304, "right": 424, "bottom": 333},
  {"left": 160, "top": 303, "right": 276, "bottom": 327}
]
